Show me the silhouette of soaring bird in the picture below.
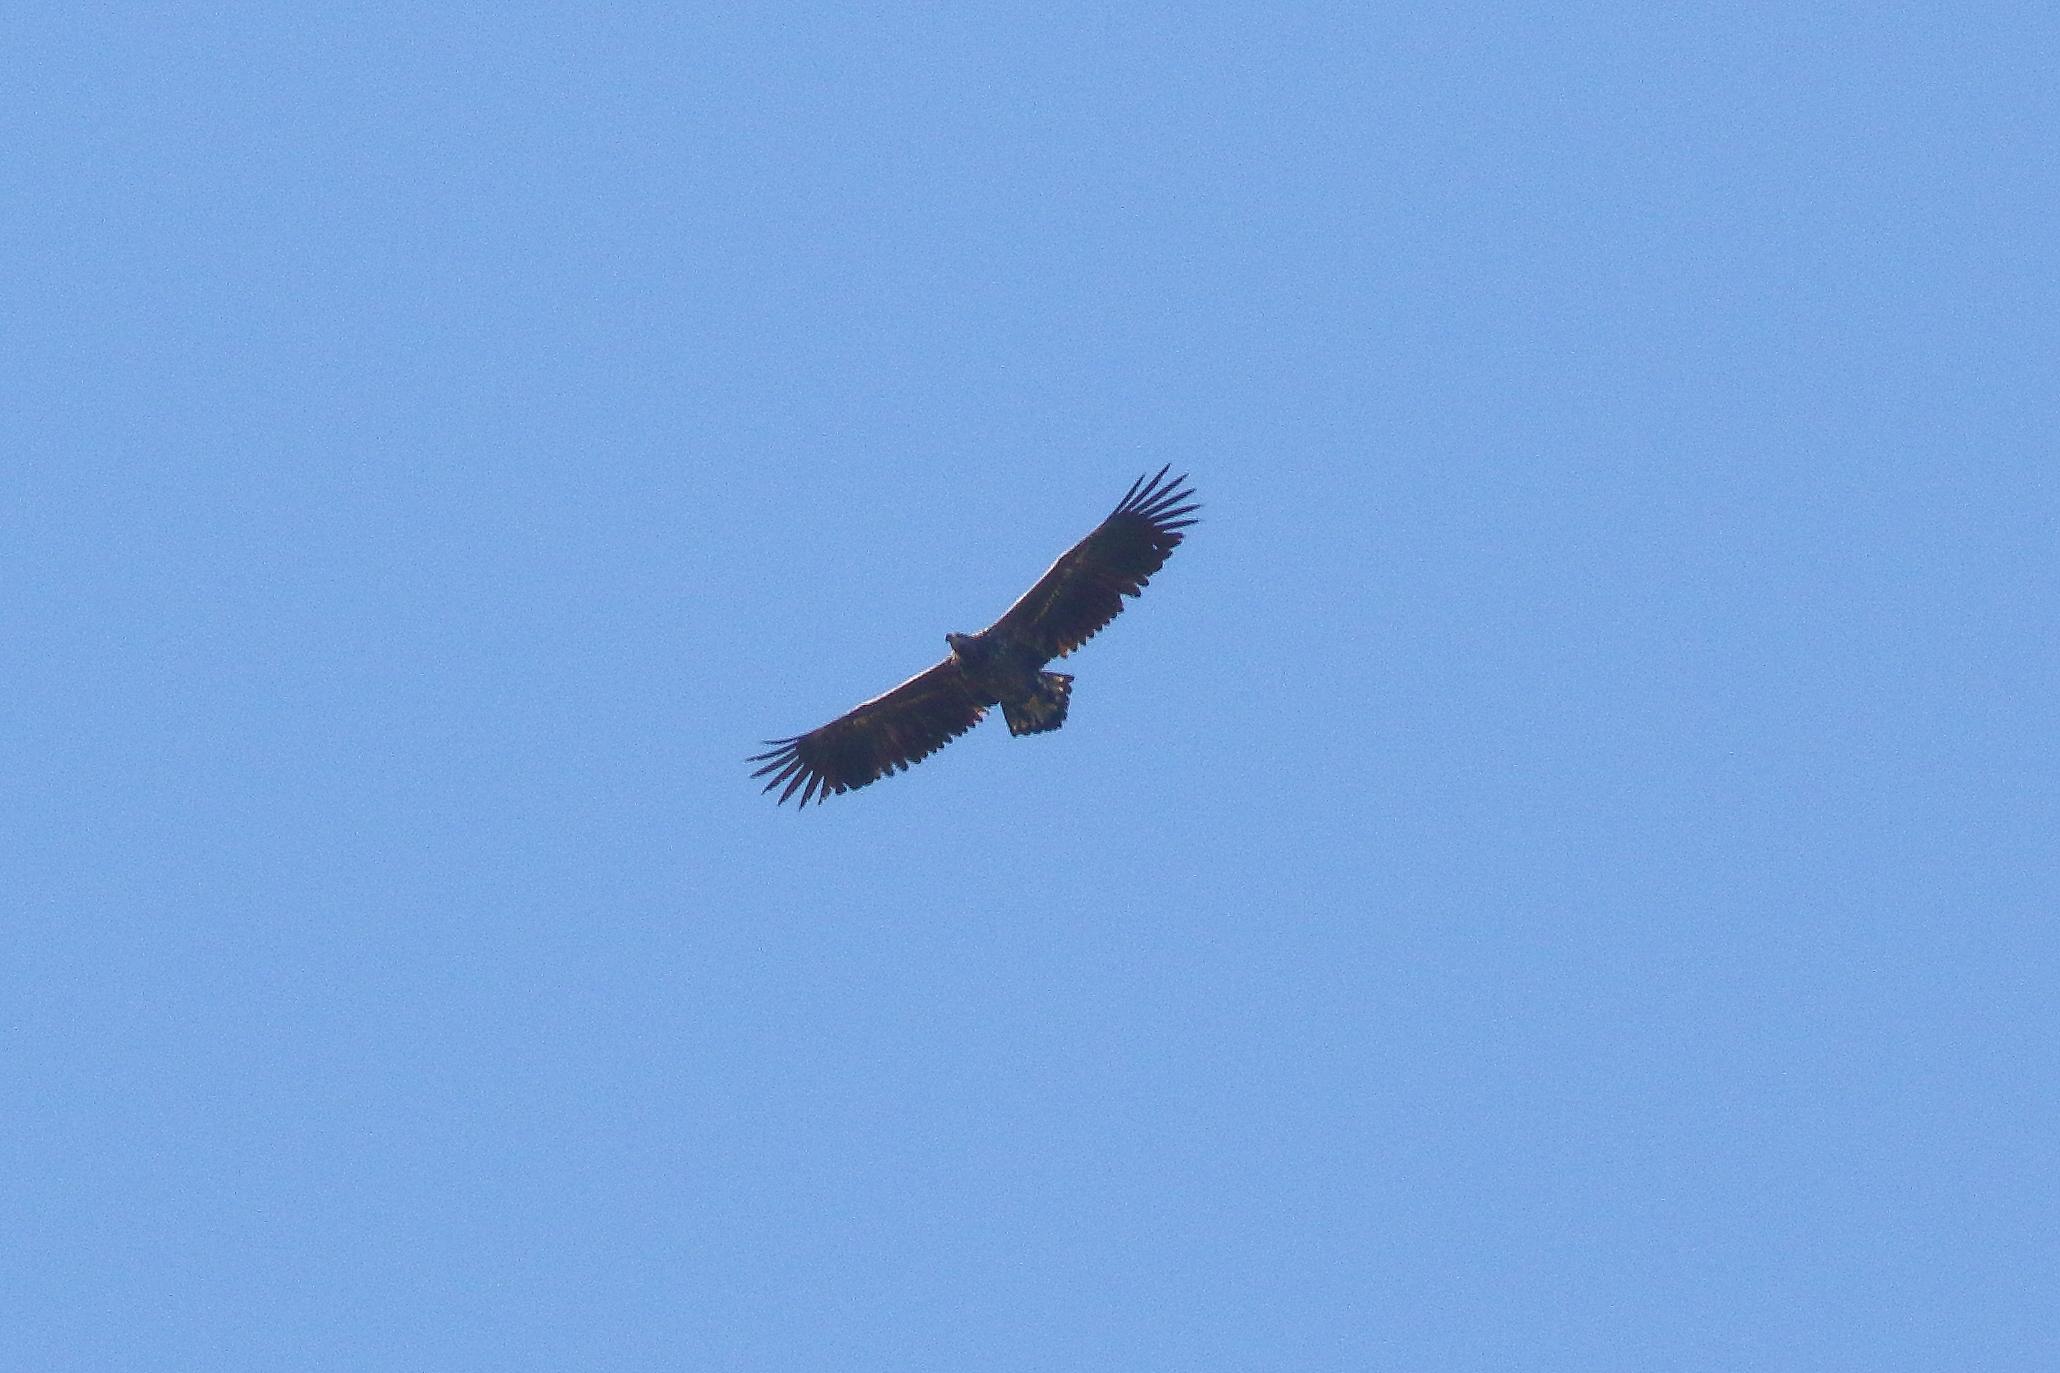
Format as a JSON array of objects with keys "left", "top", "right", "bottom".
[{"left": 751, "top": 467, "right": 1199, "bottom": 806}]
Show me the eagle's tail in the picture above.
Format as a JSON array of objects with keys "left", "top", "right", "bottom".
[{"left": 1003, "top": 672, "right": 1072, "bottom": 737}]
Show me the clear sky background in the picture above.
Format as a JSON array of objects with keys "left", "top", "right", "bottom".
[{"left": 6, "top": 4, "right": 2055, "bottom": 1370}]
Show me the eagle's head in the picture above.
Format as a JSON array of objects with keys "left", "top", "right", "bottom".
[{"left": 945, "top": 632, "right": 980, "bottom": 662}]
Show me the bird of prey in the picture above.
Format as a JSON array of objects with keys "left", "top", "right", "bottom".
[{"left": 751, "top": 467, "right": 1199, "bottom": 806}]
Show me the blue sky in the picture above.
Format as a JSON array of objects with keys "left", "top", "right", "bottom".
[{"left": 6, "top": 3, "right": 2056, "bottom": 1369}]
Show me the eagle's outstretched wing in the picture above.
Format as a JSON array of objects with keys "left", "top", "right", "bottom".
[
  {"left": 749, "top": 660, "right": 993, "bottom": 806},
  {"left": 988, "top": 466, "right": 1199, "bottom": 661}
]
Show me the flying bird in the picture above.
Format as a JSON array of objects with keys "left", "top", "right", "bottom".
[{"left": 751, "top": 467, "right": 1199, "bottom": 806}]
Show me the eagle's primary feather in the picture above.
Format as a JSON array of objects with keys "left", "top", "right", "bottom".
[{"left": 749, "top": 467, "right": 1198, "bottom": 806}]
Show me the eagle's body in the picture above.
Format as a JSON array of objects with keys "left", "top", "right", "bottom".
[
  {"left": 944, "top": 630, "right": 1073, "bottom": 737},
  {"left": 751, "top": 467, "right": 1198, "bottom": 806}
]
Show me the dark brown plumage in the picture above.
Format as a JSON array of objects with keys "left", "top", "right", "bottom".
[{"left": 750, "top": 467, "right": 1199, "bottom": 806}]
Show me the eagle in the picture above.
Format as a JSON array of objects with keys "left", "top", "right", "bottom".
[{"left": 751, "top": 467, "right": 1199, "bottom": 806}]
